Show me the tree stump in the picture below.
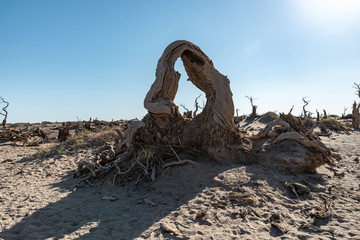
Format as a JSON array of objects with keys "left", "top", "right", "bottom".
[{"left": 353, "top": 101, "right": 360, "bottom": 129}]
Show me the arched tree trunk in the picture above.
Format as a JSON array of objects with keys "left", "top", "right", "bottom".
[
  {"left": 143, "top": 40, "right": 246, "bottom": 161},
  {"left": 76, "top": 40, "right": 336, "bottom": 184}
]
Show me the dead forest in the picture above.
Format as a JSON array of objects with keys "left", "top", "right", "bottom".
[{"left": 0, "top": 40, "right": 359, "bottom": 186}]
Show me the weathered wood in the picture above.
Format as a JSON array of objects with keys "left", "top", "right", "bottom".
[
  {"left": 0, "top": 97, "right": 9, "bottom": 128},
  {"left": 302, "top": 97, "right": 310, "bottom": 118},
  {"left": 84, "top": 117, "right": 92, "bottom": 131},
  {"left": 245, "top": 96, "right": 257, "bottom": 118},
  {"left": 323, "top": 110, "right": 328, "bottom": 119},
  {"left": 352, "top": 101, "right": 360, "bottom": 129},
  {"left": 144, "top": 40, "right": 235, "bottom": 129},
  {"left": 75, "top": 40, "right": 336, "bottom": 185},
  {"left": 143, "top": 40, "right": 244, "bottom": 161},
  {"left": 316, "top": 109, "right": 320, "bottom": 122},
  {"left": 250, "top": 120, "right": 290, "bottom": 140},
  {"left": 58, "top": 124, "right": 70, "bottom": 142}
]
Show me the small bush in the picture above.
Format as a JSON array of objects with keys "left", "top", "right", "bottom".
[
  {"left": 37, "top": 143, "right": 66, "bottom": 158},
  {"left": 258, "top": 112, "right": 279, "bottom": 124},
  {"left": 321, "top": 119, "right": 351, "bottom": 131}
]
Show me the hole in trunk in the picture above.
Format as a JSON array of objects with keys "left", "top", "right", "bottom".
[{"left": 174, "top": 57, "right": 205, "bottom": 118}]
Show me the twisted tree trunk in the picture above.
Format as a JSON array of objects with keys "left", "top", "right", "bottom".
[
  {"left": 76, "top": 40, "right": 336, "bottom": 184},
  {"left": 143, "top": 40, "right": 246, "bottom": 161},
  {"left": 0, "top": 97, "right": 9, "bottom": 128}
]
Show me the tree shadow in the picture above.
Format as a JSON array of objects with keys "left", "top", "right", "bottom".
[{"left": 0, "top": 159, "right": 245, "bottom": 240}]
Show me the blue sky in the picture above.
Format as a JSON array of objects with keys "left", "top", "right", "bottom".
[{"left": 1, "top": 0, "right": 360, "bottom": 123}]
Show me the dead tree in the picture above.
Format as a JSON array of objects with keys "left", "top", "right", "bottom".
[
  {"left": 302, "top": 97, "right": 310, "bottom": 118},
  {"left": 323, "top": 110, "right": 328, "bottom": 119},
  {"left": 288, "top": 105, "right": 294, "bottom": 115},
  {"left": 84, "top": 117, "right": 92, "bottom": 131},
  {"left": 316, "top": 109, "right": 320, "bottom": 122},
  {"left": 143, "top": 40, "right": 245, "bottom": 161},
  {"left": 245, "top": 96, "right": 257, "bottom": 118},
  {"left": 352, "top": 83, "right": 360, "bottom": 129},
  {"left": 354, "top": 82, "right": 360, "bottom": 98},
  {"left": 0, "top": 97, "right": 9, "bottom": 128},
  {"left": 76, "top": 40, "right": 335, "bottom": 184},
  {"left": 58, "top": 123, "right": 70, "bottom": 142},
  {"left": 342, "top": 107, "right": 348, "bottom": 119},
  {"left": 180, "top": 104, "right": 192, "bottom": 118},
  {"left": 193, "top": 94, "right": 202, "bottom": 117},
  {"left": 353, "top": 101, "right": 360, "bottom": 129}
]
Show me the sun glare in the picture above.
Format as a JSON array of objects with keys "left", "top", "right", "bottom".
[{"left": 294, "top": 0, "right": 360, "bottom": 35}]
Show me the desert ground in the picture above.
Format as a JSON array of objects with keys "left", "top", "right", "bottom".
[{"left": 0, "top": 117, "right": 360, "bottom": 240}]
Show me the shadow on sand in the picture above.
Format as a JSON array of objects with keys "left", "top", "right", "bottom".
[{"left": 0, "top": 153, "right": 330, "bottom": 239}]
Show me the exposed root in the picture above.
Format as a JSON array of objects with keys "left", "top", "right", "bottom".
[
  {"left": 161, "top": 159, "right": 196, "bottom": 170},
  {"left": 250, "top": 119, "right": 290, "bottom": 140}
]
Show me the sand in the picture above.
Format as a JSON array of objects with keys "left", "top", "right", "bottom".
[{"left": 0, "top": 120, "right": 360, "bottom": 239}]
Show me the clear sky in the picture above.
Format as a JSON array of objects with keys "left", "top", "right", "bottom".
[{"left": 1, "top": 0, "right": 360, "bottom": 123}]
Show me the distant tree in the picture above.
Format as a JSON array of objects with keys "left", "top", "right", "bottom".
[
  {"left": 354, "top": 82, "right": 360, "bottom": 98},
  {"left": 353, "top": 83, "right": 360, "bottom": 129},
  {"left": 302, "top": 97, "right": 310, "bottom": 118},
  {"left": 245, "top": 95, "right": 258, "bottom": 118},
  {"left": 342, "top": 107, "right": 348, "bottom": 118},
  {"left": 193, "top": 94, "right": 202, "bottom": 117},
  {"left": 180, "top": 104, "right": 192, "bottom": 118},
  {"left": 0, "top": 97, "right": 9, "bottom": 128}
]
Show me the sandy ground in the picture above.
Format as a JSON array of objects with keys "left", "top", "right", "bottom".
[{"left": 0, "top": 121, "right": 360, "bottom": 239}]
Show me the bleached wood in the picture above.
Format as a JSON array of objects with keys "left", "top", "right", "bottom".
[{"left": 144, "top": 40, "right": 235, "bottom": 131}]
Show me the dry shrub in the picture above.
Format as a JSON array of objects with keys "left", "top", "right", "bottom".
[
  {"left": 320, "top": 119, "right": 351, "bottom": 131},
  {"left": 258, "top": 112, "right": 279, "bottom": 124}
]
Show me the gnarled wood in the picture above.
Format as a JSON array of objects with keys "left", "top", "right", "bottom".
[
  {"left": 144, "top": 40, "right": 235, "bottom": 131},
  {"left": 0, "top": 97, "right": 9, "bottom": 128},
  {"left": 250, "top": 120, "right": 290, "bottom": 140},
  {"left": 76, "top": 40, "right": 335, "bottom": 185},
  {"left": 143, "top": 40, "right": 244, "bottom": 161}
]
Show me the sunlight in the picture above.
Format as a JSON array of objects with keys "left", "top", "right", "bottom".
[{"left": 294, "top": 0, "right": 360, "bottom": 35}]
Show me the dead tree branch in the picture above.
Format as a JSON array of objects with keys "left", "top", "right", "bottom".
[
  {"left": 193, "top": 94, "right": 202, "bottom": 117},
  {"left": 180, "top": 104, "right": 192, "bottom": 118},
  {"left": 245, "top": 95, "right": 258, "bottom": 118},
  {"left": 353, "top": 82, "right": 360, "bottom": 98},
  {"left": 316, "top": 109, "right": 320, "bottom": 122},
  {"left": 0, "top": 97, "right": 9, "bottom": 128},
  {"left": 342, "top": 107, "right": 348, "bottom": 118},
  {"left": 302, "top": 97, "right": 310, "bottom": 118},
  {"left": 288, "top": 105, "right": 294, "bottom": 115},
  {"left": 323, "top": 110, "right": 328, "bottom": 119}
]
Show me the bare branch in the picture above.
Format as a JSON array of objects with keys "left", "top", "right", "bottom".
[
  {"left": 342, "top": 107, "right": 348, "bottom": 118},
  {"left": 193, "top": 94, "right": 202, "bottom": 117},
  {"left": 180, "top": 104, "right": 189, "bottom": 112},
  {"left": 180, "top": 104, "right": 192, "bottom": 118},
  {"left": 245, "top": 95, "right": 258, "bottom": 118},
  {"left": 288, "top": 105, "right": 294, "bottom": 114},
  {"left": 316, "top": 109, "right": 320, "bottom": 121},
  {"left": 323, "top": 109, "right": 327, "bottom": 119},
  {"left": 353, "top": 82, "right": 360, "bottom": 98}
]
